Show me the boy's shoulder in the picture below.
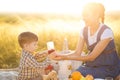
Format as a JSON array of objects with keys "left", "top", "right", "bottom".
[{"left": 21, "top": 50, "right": 34, "bottom": 59}]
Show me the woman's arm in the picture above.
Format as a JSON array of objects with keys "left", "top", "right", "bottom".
[
  {"left": 87, "top": 38, "right": 112, "bottom": 61},
  {"left": 63, "top": 36, "right": 85, "bottom": 57},
  {"left": 50, "top": 36, "right": 85, "bottom": 60},
  {"left": 66, "top": 38, "right": 112, "bottom": 61}
]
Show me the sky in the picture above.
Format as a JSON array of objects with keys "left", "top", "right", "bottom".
[{"left": 0, "top": 0, "right": 120, "bottom": 15}]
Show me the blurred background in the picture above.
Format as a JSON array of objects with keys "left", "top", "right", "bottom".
[{"left": 0, "top": 0, "right": 120, "bottom": 69}]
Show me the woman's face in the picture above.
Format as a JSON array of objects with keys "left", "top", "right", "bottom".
[{"left": 82, "top": 9, "right": 100, "bottom": 27}]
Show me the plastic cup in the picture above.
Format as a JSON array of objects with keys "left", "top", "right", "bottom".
[{"left": 47, "top": 41, "right": 54, "bottom": 50}]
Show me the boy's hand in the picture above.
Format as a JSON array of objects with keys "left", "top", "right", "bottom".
[{"left": 34, "top": 50, "right": 48, "bottom": 62}]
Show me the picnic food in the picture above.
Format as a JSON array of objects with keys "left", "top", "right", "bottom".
[
  {"left": 70, "top": 71, "right": 94, "bottom": 80},
  {"left": 44, "top": 64, "right": 54, "bottom": 75},
  {"left": 43, "top": 70, "right": 58, "bottom": 80},
  {"left": 85, "top": 74, "right": 94, "bottom": 80},
  {"left": 71, "top": 71, "right": 83, "bottom": 80},
  {"left": 45, "top": 64, "right": 54, "bottom": 71}
]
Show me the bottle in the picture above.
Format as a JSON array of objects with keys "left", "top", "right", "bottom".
[
  {"left": 58, "top": 38, "right": 71, "bottom": 80},
  {"left": 62, "top": 38, "right": 69, "bottom": 54}
]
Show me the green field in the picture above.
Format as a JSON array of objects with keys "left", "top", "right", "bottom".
[{"left": 0, "top": 12, "right": 120, "bottom": 68}]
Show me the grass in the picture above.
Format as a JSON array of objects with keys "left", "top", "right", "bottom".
[{"left": 0, "top": 12, "right": 120, "bottom": 68}]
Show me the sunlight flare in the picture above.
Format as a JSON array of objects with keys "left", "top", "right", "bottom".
[{"left": 0, "top": 0, "right": 119, "bottom": 15}]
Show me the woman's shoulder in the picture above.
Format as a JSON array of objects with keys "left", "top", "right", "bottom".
[
  {"left": 100, "top": 24, "right": 114, "bottom": 40},
  {"left": 99, "top": 24, "right": 113, "bottom": 34},
  {"left": 100, "top": 24, "right": 110, "bottom": 29},
  {"left": 100, "top": 24, "right": 113, "bottom": 33}
]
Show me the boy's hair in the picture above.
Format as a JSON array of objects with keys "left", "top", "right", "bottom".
[{"left": 18, "top": 32, "right": 38, "bottom": 48}]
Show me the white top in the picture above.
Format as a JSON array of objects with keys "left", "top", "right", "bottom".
[{"left": 80, "top": 24, "right": 114, "bottom": 46}]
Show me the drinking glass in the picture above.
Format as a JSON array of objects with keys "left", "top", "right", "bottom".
[
  {"left": 47, "top": 41, "right": 54, "bottom": 50},
  {"left": 46, "top": 41, "right": 55, "bottom": 63}
]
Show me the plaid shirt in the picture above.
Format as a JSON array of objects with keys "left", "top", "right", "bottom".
[{"left": 17, "top": 50, "right": 44, "bottom": 80}]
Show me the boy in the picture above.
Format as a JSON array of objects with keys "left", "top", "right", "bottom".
[{"left": 17, "top": 31, "right": 48, "bottom": 80}]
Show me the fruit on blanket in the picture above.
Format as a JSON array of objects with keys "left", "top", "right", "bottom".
[
  {"left": 44, "top": 64, "right": 54, "bottom": 75},
  {"left": 71, "top": 71, "right": 83, "bottom": 80},
  {"left": 85, "top": 74, "right": 94, "bottom": 80},
  {"left": 70, "top": 71, "right": 94, "bottom": 80},
  {"left": 45, "top": 64, "right": 54, "bottom": 70}
]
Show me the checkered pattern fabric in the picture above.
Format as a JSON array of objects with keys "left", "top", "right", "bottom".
[{"left": 17, "top": 50, "right": 44, "bottom": 80}]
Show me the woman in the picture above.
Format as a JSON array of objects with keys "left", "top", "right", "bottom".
[{"left": 50, "top": 2, "right": 120, "bottom": 79}]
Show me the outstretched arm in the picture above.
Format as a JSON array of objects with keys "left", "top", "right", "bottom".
[
  {"left": 50, "top": 36, "right": 85, "bottom": 60},
  {"left": 65, "top": 38, "right": 111, "bottom": 61}
]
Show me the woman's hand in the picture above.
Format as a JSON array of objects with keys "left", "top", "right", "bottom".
[{"left": 49, "top": 52, "right": 66, "bottom": 61}]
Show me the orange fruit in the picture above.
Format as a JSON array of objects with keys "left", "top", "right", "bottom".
[
  {"left": 71, "top": 71, "right": 83, "bottom": 80},
  {"left": 85, "top": 74, "right": 94, "bottom": 80}
]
